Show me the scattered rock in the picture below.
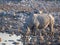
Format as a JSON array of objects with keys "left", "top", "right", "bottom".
[
  {"left": 11, "top": 32, "right": 15, "bottom": 35},
  {"left": 4, "top": 40, "right": 7, "bottom": 42},
  {"left": 17, "top": 39, "right": 21, "bottom": 41},
  {"left": 40, "top": 36, "right": 44, "bottom": 41},
  {"left": 47, "top": 42, "right": 51, "bottom": 45},
  {"left": 8, "top": 40, "right": 14, "bottom": 42},
  {"left": 12, "top": 42, "right": 19, "bottom": 45},
  {"left": 2, "top": 43, "right": 6, "bottom": 45}
]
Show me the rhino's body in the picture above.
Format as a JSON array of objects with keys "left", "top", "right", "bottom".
[
  {"left": 33, "top": 14, "right": 50, "bottom": 29},
  {"left": 25, "top": 13, "right": 54, "bottom": 36},
  {"left": 23, "top": 13, "right": 54, "bottom": 45}
]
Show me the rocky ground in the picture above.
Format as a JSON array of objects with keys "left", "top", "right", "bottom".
[{"left": 0, "top": 0, "right": 60, "bottom": 45}]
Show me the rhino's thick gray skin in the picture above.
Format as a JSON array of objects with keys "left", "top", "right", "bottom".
[{"left": 25, "top": 13, "right": 54, "bottom": 36}]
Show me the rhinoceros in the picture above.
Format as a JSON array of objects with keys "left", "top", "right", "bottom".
[{"left": 25, "top": 13, "right": 54, "bottom": 36}]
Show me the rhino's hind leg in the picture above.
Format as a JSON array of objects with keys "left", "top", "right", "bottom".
[
  {"left": 49, "top": 14, "right": 54, "bottom": 36},
  {"left": 50, "top": 23, "right": 54, "bottom": 36},
  {"left": 41, "top": 22, "right": 50, "bottom": 36}
]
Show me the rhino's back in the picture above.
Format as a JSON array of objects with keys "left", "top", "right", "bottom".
[{"left": 35, "top": 14, "right": 50, "bottom": 28}]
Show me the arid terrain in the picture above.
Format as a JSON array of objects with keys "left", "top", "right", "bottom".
[{"left": 0, "top": 0, "right": 60, "bottom": 45}]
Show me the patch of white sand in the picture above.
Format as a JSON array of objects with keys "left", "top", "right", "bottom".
[{"left": 0, "top": 33, "right": 23, "bottom": 45}]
